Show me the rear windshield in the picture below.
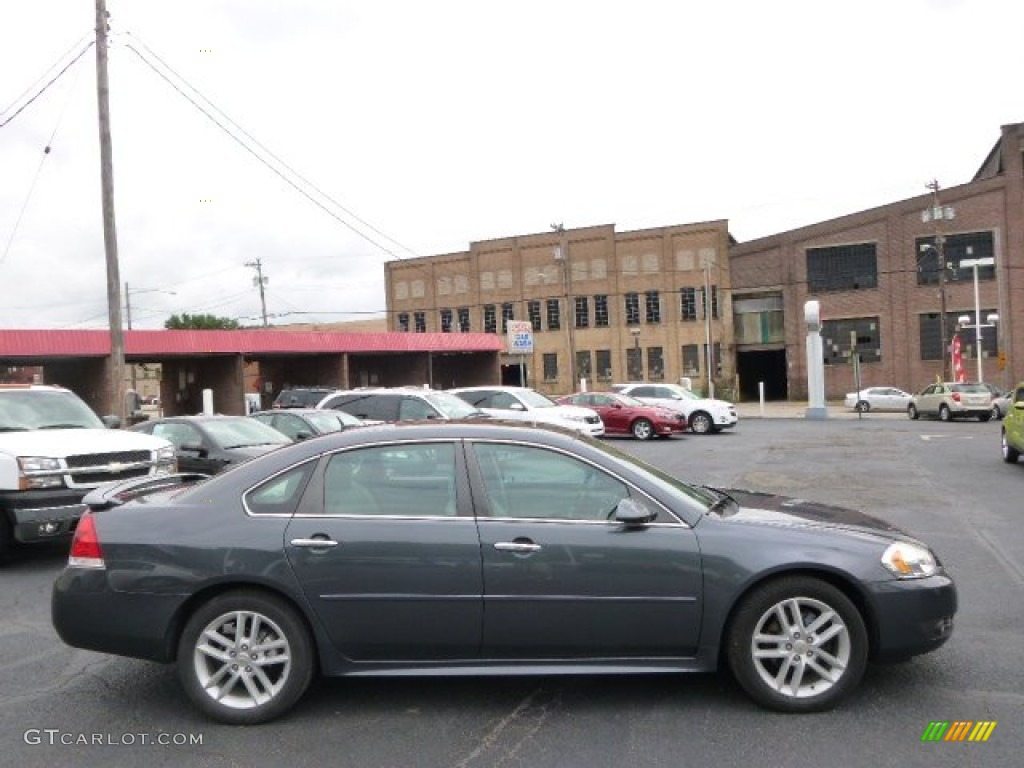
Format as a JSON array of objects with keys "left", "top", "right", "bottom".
[{"left": 951, "top": 384, "right": 989, "bottom": 394}]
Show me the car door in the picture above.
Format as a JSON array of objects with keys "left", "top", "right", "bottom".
[
  {"left": 589, "top": 394, "right": 627, "bottom": 433},
  {"left": 283, "top": 440, "right": 483, "bottom": 662},
  {"left": 468, "top": 440, "right": 702, "bottom": 659}
]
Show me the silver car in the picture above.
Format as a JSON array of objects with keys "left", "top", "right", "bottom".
[
  {"left": 907, "top": 382, "right": 993, "bottom": 422},
  {"left": 844, "top": 387, "right": 913, "bottom": 413}
]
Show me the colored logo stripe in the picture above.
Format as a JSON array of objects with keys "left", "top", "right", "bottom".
[{"left": 921, "top": 721, "right": 996, "bottom": 743}]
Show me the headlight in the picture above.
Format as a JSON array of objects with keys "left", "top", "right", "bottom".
[
  {"left": 17, "top": 456, "right": 64, "bottom": 489},
  {"left": 881, "top": 541, "right": 938, "bottom": 579},
  {"left": 155, "top": 445, "right": 177, "bottom": 473}
]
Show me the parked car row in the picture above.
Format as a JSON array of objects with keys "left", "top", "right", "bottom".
[{"left": 845, "top": 382, "right": 1016, "bottom": 423}]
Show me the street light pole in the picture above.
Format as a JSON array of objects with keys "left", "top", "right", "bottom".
[
  {"left": 552, "top": 223, "right": 575, "bottom": 390},
  {"left": 958, "top": 256, "right": 997, "bottom": 383}
]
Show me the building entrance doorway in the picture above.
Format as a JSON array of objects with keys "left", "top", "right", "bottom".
[{"left": 737, "top": 349, "right": 788, "bottom": 400}]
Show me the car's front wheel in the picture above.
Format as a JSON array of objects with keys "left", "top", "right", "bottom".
[
  {"left": 907, "top": 404, "right": 919, "bottom": 420},
  {"left": 855, "top": 401, "right": 870, "bottom": 413},
  {"left": 631, "top": 418, "right": 654, "bottom": 440},
  {"left": 726, "top": 576, "right": 868, "bottom": 713},
  {"left": 1003, "top": 430, "right": 1021, "bottom": 464},
  {"left": 689, "top": 411, "right": 713, "bottom": 434},
  {"left": 177, "top": 590, "right": 314, "bottom": 725},
  {"left": 939, "top": 405, "right": 952, "bottom": 422}
]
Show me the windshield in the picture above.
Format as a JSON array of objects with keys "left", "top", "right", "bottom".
[
  {"left": 0, "top": 389, "right": 105, "bottom": 431},
  {"left": 424, "top": 391, "right": 486, "bottom": 419},
  {"left": 204, "top": 419, "right": 292, "bottom": 448},
  {"left": 615, "top": 394, "right": 646, "bottom": 407}
]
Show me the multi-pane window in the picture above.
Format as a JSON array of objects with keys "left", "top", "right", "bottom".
[
  {"left": 501, "top": 303, "right": 515, "bottom": 333},
  {"left": 413, "top": 312, "right": 426, "bottom": 333},
  {"left": 595, "top": 350, "right": 612, "bottom": 382},
  {"left": 543, "top": 353, "right": 559, "bottom": 381},
  {"left": 822, "top": 317, "right": 881, "bottom": 365},
  {"left": 483, "top": 305, "right": 497, "bottom": 334},
  {"left": 457, "top": 307, "right": 470, "bottom": 332},
  {"left": 680, "top": 287, "right": 698, "bottom": 321},
  {"left": 439, "top": 308, "right": 453, "bottom": 333},
  {"left": 528, "top": 301, "right": 542, "bottom": 332},
  {"left": 627, "top": 346, "right": 643, "bottom": 381},
  {"left": 806, "top": 243, "right": 878, "bottom": 292},
  {"left": 625, "top": 293, "right": 640, "bottom": 325},
  {"left": 397, "top": 313, "right": 410, "bottom": 332},
  {"left": 704, "top": 286, "right": 719, "bottom": 319},
  {"left": 594, "top": 295, "right": 609, "bottom": 327},
  {"left": 645, "top": 291, "right": 661, "bottom": 324},
  {"left": 647, "top": 347, "right": 664, "bottom": 380},
  {"left": 682, "top": 344, "right": 701, "bottom": 376},
  {"left": 576, "top": 351, "right": 592, "bottom": 382},
  {"left": 919, "top": 312, "right": 996, "bottom": 360},
  {"left": 574, "top": 296, "right": 590, "bottom": 329},
  {"left": 916, "top": 231, "right": 996, "bottom": 285},
  {"left": 546, "top": 299, "right": 561, "bottom": 331}
]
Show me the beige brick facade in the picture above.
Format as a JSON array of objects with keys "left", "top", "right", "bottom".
[{"left": 386, "top": 222, "right": 735, "bottom": 397}]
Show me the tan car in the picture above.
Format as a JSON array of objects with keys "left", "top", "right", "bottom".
[{"left": 907, "top": 382, "right": 993, "bottom": 422}]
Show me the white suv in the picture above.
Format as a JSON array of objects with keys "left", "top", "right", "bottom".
[
  {"left": 611, "top": 383, "right": 738, "bottom": 434},
  {"left": 448, "top": 386, "right": 605, "bottom": 437}
]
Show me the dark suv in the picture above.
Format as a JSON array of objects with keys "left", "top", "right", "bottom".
[
  {"left": 317, "top": 387, "right": 485, "bottom": 422},
  {"left": 272, "top": 387, "right": 337, "bottom": 410}
]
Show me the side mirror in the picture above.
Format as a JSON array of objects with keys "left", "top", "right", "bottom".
[
  {"left": 508, "top": 402, "right": 527, "bottom": 411},
  {"left": 180, "top": 441, "right": 205, "bottom": 456},
  {"left": 101, "top": 414, "right": 122, "bottom": 429},
  {"left": 295, "top": 430, "right": 313, "bottom": 441},
  {"left": 613, "top": 497, "right": 658, "bottom": 526}
]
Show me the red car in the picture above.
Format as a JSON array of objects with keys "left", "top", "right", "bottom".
[{"left": 557, "top": 391, "right": 687, "bottom": 440}]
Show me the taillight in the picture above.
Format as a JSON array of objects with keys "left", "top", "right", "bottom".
[
  {"left": 68, "top": 512, "right": 105, "bottom": 569},
  {"left": 952, "top": 393, "right": 962, "bottom": 403}
]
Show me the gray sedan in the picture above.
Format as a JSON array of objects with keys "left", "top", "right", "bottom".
[{"left": 52, "top": 421, "right": 956, "bottom": 724}]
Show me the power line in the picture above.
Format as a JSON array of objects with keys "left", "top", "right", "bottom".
[
  {"left": 0, "top": 40, "right": 94, "bottom": 128},
  {"left": 120, "top": 36, "right": 418, "bottom": 261}
]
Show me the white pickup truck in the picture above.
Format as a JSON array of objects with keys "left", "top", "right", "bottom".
[{"left": 0, "top": 384, "right": 176, "bottom": 562}]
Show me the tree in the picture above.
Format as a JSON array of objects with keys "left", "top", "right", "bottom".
[{"left": 164, "top": 313, "right": 241, "bottom": 330}]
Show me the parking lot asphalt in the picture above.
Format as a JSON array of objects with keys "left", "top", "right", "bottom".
[{"left": 1, "top": 417, "right": 1021, "bottom": 768}]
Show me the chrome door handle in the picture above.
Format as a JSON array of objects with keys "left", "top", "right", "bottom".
[
  {"left": 494, "top": 541, "right": 541, "bottom": 553},
  {"left": 290, "top": 537, "right": 340, "bottom": 548}
]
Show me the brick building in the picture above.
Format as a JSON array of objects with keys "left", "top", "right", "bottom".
[
  {"left": 385, "top": 221, "right": 735, "bottom": 397},
  {"left": 731, "top": 121, "right": 1023, "bottom": 400}
]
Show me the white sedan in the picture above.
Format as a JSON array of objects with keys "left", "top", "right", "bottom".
[
  {"left": 844, "top": 387, "right": 913, "bottom": 413},
  {"left": 448, "top": 386, "right": 605, "bottom": 437}
]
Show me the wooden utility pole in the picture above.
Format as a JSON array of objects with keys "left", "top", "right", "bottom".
[{"left": 95, "top": 0, "right": 126, "bottom": 423}]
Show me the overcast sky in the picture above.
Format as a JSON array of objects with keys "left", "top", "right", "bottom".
[{"left": 1, "top": 0, "right": 1020, "bottom": 330}]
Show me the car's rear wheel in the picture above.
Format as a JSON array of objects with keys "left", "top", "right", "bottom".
[
  {"left": 631, "top": 418, "right": 654, "bottom": 440},
  {"left": 1003, "top": 430, "right": 1021, "bottom": 464},
  {"left": 939, "top": 405, "right": 952, "bottom": 422},
  {"left": 690, "top": 411, "right": 713, "bottom": 434},
  {"left": 855, "top": 401, "right": 870, "bottom": 413},
  {"left": 907, "top": 404, "right": 919, "bottom": 420},
  {"left": 177, "top": 590, "right": 314, "bottom": 725},
  {"left": 726, "top": 576, "right": 867, "bottom": 713}
]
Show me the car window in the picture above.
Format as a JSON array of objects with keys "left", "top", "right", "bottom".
[
  {"left": 455, "top": 390, "right": 494, "bottom": 408},
  {"left": 152, "top": 422, "right": 203, "bottom": 450},
  {"left": 245, "top": 461, "right": 316, "bottom": 515},
  {"left": 630, "top": 386, "right": 656, "bottom": 398},
  {"left": 399, "top": 397, "right": 440, "bottom": 420},
  {"left": 489, "top": 392, "right": 520, "bottom": 409},
  {"left": 270, "top": 414, "right": 306, "bottom": 440},
  {"left": 472, "top": 443, "right": 629, "bottom": 522},
  {"left": 323, "top": 443, "right": 456, "bottom": 517}
]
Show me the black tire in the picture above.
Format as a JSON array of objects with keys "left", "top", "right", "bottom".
[
  {"left": 631, "top": 418, "right": 655, "bottom": 440},
  {"left": 907, "top": 404, "right": 919, "bottom": 420},
  {"left": 992, "top": 405, "right": 1003, "bottom": 421},
  {"left": 1003, "top": 430, "right": 1021, "bottom": 464},
  {"left": 938, "top": 405, "right": 952, "bottom": 422},
  {"left": 978, "top": 412, "right": 991, "bottom": 423},
  {"left": 726, "top": 576, "right": 868, "bottom": 713},
  {"left": 177, "top": 590, "right": 314, "bottom": 725},
  {"left": 0, "top": 511, "right": 12, "bottom": 565},
  {"left": 690, "top": 411, "right": 713, "bottom": 434},
  {"left": 855, "top": 401, "right": 870, "bottom": 413}
]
